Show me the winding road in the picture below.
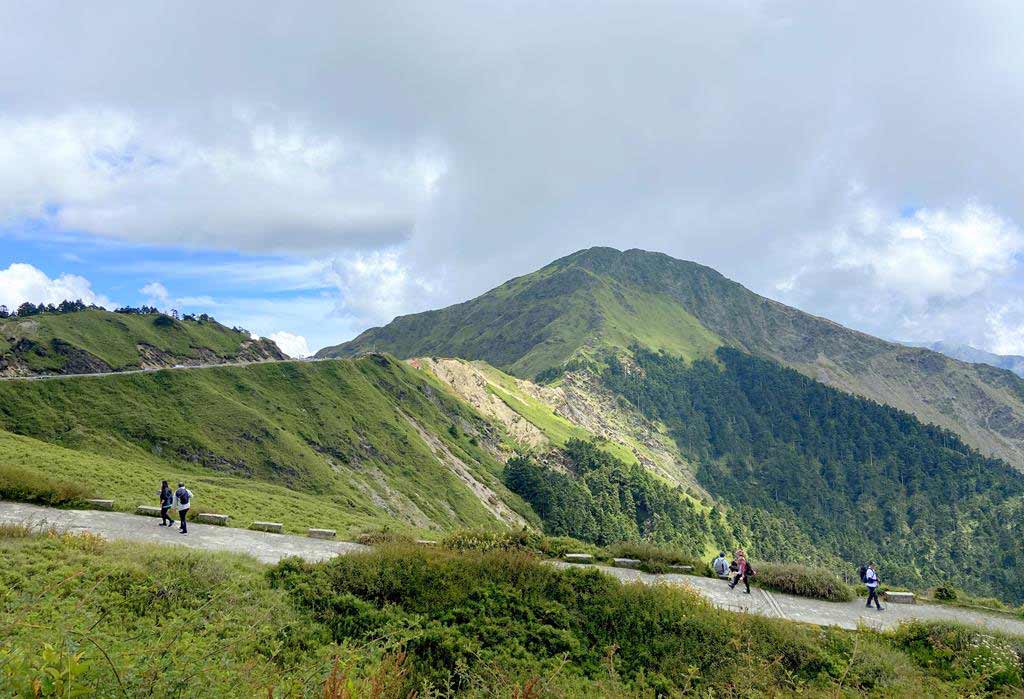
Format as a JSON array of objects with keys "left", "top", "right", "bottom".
[{"left": 2, "top": 501, "right": 1022, "bottom": 636}]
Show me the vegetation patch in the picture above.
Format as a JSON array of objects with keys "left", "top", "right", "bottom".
[
  {"left": 0, "top": 462, "right": 90, "bottom": 507},
  {"left": 751, "top": 561, "right": 855, "bottom": 602}
]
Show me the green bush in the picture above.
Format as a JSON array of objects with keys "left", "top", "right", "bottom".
[
  {"left": 603, "top": 540, "right": 707, "bottom": 574},
  {"left": 751, "top": 561, "right": 854, "bottom": 602},
  {"left": 0, "top": 463, "right": 89, "bottom": 507},
  {"left": 891, "top": 621, "right": 1024, "bottom": 692},
  {"left": 934, "top": 586, "right": 959, "bottom": 601},
  {"left": 268, "top": 545, "right": 957, "bottom": 695}
]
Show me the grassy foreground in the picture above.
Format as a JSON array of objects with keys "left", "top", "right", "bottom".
[{"left": 2, "top": 529, "right": 1022, "bottom": 697}]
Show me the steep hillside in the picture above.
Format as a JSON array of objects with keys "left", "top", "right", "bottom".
[
  {"left": 0, "top": 308, "right": 284, "bottom": 377},
  {"left": 410, "top": 357, "right": 702, "bottom": 491},
  {"left": 0, "top": 356, "right": 537, "bottom": 535},
  {"left": 322, "top": 247, "right": 1024, "bottom": 471}
]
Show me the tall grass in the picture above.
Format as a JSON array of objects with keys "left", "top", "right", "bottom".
[
  {"left": 751, "top": 561, "right": 855, "bottom": 602},
  {"left": 0, "top": 463, "right": 89, "bottom": 506}
]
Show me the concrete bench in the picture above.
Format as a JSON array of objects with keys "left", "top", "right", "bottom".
[
  {"left": 250, "top": 521, "right": 283, "bottom": 533},
  {"left": 564, "top": 553, "right": 595, "bottom": 564},
  {"left": 308, "top": 528, "right": 336, "bottom": 540},
  {"left": 884, "top": 591, "right": 916, "bottom": 605},
  {"left": 85, "top": 499, "right": 114, "bottom": 511},
  {"left": 415, "top": 539, "right": 439, "bottom": 546},
  {"left": 667, "top": 564, "right": 694, "bottom": 574},
  {"left": 136, "top": 505, "right": 162, "bottom": 517},
  {"left": 194, "top": 513, "right": 229, "bottom": 526},
  {"left": 612, "top": 558, "right": 641, "bottom": 569}
]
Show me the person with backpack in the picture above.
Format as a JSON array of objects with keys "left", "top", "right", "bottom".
[
  {"left": 863, "top": 562, "right": 883, "bottom": 610},
  {"left": 713, "top": 552, "right": 730, "bottom": 579},
  {"left": 173, "top": 482, "right": 193, "bottom": 534},
  {"left": 729, "top": 549, "right": 755, "bottom": 594},
  {"left": 158, "top": 480, "right": 174, "bottom": 527}
]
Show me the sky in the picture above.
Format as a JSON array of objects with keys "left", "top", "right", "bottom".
[{"left": 3, "top": 2, "right": 1024, "bottom": 358}]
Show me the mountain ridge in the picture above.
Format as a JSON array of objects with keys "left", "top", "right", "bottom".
[{"left": 320, "top": 246, "right": 1024, "bottom": 471}]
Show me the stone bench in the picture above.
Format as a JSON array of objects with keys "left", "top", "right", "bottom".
[
  {"left": 612, "top": 558, "right": 641, "bottom": 569},
  {"left": 415, "top": 539, "right": 439, "bottom": 546},
  {"left": 194, "top": 513, "right": 229, "bottom": 526},
  {"left": 308, "top": 528, "right": 336, "bottom": 540},
  {"left": 136, "top": 505, "right": 162, "bottom": 517},
  {"left": 250, "top": 521, "right": 284, "bottom": 533},
  {"left": 85, "top": 499, "right": 114, "bottom": 511},
  {"left": 884, "top": 591, "right": 916, "bottom": 605},
  {"left": 564, "top": 553, "right": 595, "bottom": 564},
  {"left": 667, "top": 564, "right": 694, "bottom": 574}
]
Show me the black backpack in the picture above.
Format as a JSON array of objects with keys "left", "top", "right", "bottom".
[
  {"left": 178, "top": 489, "right": 190, "bottom": 506},
  {"left": 858, "top": 565, "right": 868, "bottom": 583}
]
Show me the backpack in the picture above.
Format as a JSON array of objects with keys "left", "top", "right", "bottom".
[
  {"left": 178, "top": 489, "right": 190, "bottom": 506},
  {"left": 858, "top": 565, "right": 868, "bottom": 583}
]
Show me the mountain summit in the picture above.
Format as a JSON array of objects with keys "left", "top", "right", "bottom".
[{"left": 320, "top": 247, "right": 1024, "bottom": 470}]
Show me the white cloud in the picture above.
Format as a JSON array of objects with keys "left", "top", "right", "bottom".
[
  {"left": 0, "top": 110, "right": 442, "bottom": 253},
  {"left": 830, "top": 203, "right": 1023, "bottom": 305},
  {"left": 140, "top": 281, "right": 170, "bottom": 306},
  {"left": 326, "top": 249, "right": 438, "bottom": 327},
  {"left": 0, "top": 263, "right": 111, "bottom": 311},
  {"left": 269, "top": 331, "right": 311, "bottom": 358}
]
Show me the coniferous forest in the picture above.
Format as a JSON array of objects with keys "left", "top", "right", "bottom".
[{"left": 599, "top": 346, "right": 1024, "bottom": 601}]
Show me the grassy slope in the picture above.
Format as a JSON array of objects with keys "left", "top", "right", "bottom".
[
  {"left": 0, "top": 308, "right": 278, "bottom": 373},
  {"left": 6, "top": 530, "right": 1022, "bottom": 697},
  {"left": 0, "top": 357, "right": 538, "bottom": 536},
  {"left": 321, "top": 261, "right": 721, "bottom": 380}
]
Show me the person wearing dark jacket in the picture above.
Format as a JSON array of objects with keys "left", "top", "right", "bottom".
[{"left": 158, "top": 480, "right": 174, "bottom": 526}]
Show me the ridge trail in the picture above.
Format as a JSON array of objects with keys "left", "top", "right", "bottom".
[{"left": 2, "top": 501, "right": 1022, "bottom": 636}]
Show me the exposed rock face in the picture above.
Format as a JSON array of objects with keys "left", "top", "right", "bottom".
[{"left": 0, "top": 338, "right": 112, "bottom": 377}]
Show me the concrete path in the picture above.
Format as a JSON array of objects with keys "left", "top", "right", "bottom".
[
  {"left": 0, "top": 501, "right": 366, "bottom": 564},
  {"left": 3, "top": 501, "right": 1022, "bottom": 636},
  {"left": 552, "top": 562, "right": 1024, "bottom": 636}
]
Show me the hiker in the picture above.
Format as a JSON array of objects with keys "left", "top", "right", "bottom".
[
  {"left": 158, "top": 480, "right": 174, "bottom": 527},
  {"left": 729, "top": 549, "right": 754, "bottom": 594},
  {"left": 864, "top": 563, "right": 883, "bottom": 610},
  {"left": 173, "top": 482, "right": 193, "bottom": 534},
  {"left": 713, "top": 551, "right": 730, "bottom": 579}
]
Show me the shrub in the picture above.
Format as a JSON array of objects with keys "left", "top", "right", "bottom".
[
  {"left": 934, "top": 586, "right": 959, "bottom": 601},
  {"left": 891, "top": 621, "right": 1024, "bottom": 691},
  {"left": 353, "top": 529, "right": 415, "bottom": 546},
  {"left": 751, "top": 561, "right": 854, "bottom": 602},
  {"left": 603, "top": 540, "right": 707, "bottom": 574},
  {"left": 0, "top": 464, "right": 90, "bottom": 507}
]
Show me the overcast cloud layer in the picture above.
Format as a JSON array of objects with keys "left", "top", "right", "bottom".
[{"left": 2, "top": 2, "right": 1024, "bottom": 353}]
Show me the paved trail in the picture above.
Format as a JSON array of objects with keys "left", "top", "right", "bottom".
[
  {"left": 3, "top": 501, "right": 1022, "bottom": 636},
  {"left": 0, "top": 501, "right": 366, "bottom": 563}
]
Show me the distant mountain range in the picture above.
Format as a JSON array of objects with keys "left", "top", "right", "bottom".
[{"left": 902, "top": 340, "right": 1024, "bottom": 378}]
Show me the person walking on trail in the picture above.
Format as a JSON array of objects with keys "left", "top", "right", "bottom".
[
  {"left": 713, "top": 552, "right": 730, "bottom": 579},
  {"left": 158, "top": 480, "right": 174, "bottom": 527},
  {"left": 864, "top": 562, "right": 884, "bottom": 610},
  {"left": 173, "top": 482, "right": 192, "bottom": 535},
  {"left": 729, "top": 549, "right": 754, "bottom": 594}
]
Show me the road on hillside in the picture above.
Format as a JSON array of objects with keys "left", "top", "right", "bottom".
[
  {"left": 2, "top": 501, "right": 1022, "bottom": 636},
  {"left": 0, "top": 357, "right": 334, "bottom": 381}
]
